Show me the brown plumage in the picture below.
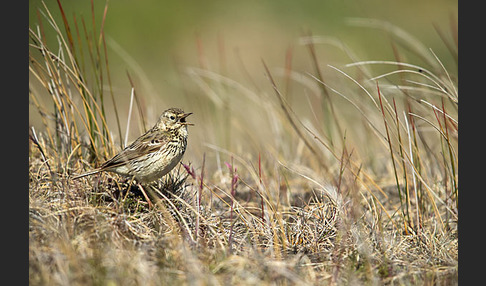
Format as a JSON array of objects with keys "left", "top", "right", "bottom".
[{"left": 72, "top": 108, "right": 192, "bottom": 183}]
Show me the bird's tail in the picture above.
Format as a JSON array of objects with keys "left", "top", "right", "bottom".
[{"left": 71, "top": 169, "right": 101, "bottom": 180}]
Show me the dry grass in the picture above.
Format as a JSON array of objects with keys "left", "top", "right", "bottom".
[{"left": 29, "top": 2, "right": 457, "bottom": 285}]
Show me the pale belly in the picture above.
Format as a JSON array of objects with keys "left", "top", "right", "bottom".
[{"left": 112, "top": 146, "right": 185, "bottom": 183}]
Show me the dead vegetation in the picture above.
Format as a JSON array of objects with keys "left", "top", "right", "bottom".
[{"left": 29, "top": 1, "right": 457, "bottom": 285}]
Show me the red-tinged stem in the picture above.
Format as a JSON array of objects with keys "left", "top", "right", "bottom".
[{"left": 259, "top": 153, "right": 265, "bottom": 224}]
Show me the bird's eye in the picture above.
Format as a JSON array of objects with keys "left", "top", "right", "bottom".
[{"left": 170, "top": 115, "right": 175, "bottom": 120}]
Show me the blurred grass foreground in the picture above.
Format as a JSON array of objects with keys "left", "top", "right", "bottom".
[{"left": 29, "top": 0, "right": 457, "bottom": 285}]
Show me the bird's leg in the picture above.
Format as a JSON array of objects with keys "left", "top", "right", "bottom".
[{"left": 138, "top": 183, "right": 153, "bottom": 209}]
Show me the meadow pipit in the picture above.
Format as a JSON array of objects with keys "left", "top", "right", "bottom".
[{"left": 73, "top": 108, "right": 192, "bottom": 184}]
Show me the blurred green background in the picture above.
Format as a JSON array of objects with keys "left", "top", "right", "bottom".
[
  {"left": 29, "top": 0, "right": 457, "bottom": 164},
  {"left": 29, "top": 0, "right": 457, "bottom": 75}
]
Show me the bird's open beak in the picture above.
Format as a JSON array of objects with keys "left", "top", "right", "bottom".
[{"left": 180, "top": 112, "right": 194, "bottom": 126}]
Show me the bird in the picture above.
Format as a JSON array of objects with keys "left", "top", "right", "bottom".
[{"left": 72, "top": 108, "right": 193, "bottom": 185}]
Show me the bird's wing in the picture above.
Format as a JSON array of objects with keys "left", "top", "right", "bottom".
[{"left": 100, "top": 129, "right": 169, "bottom": 170}]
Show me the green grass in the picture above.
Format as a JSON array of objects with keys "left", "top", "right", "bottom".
[{"left": 29, "top": 1, "right": 457, "bottom": 285}]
